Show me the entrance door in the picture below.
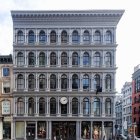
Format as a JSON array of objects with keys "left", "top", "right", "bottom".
[{"left": 26, "top": 124, "right": 35, "bottom": 140}]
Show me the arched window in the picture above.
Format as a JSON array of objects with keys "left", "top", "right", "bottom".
[
  {"left": 72, "top": 74, "right": 79, "bottom": 90},
  {"left": 61, "top": 74, "right": 67, "bottom": 90},
  {"left": 72, "top": 52, "right": 79, "bottom": 66},
  {"left": 17, "top": 52, "right": 24, "bottom": 66},
  {"left": 72, "top": 98, "right": 78, "bottom": 115},
  {"left": 17, "top": 98, "right": 24, "bottom": 115},
  {"left": 39, "top": 97, "right": 45, "bottom": 115},
  {"left": 28, "top": 30, "right": 35, "bottom": 44},
  {"left": 105, "top": 52, "right": 111, "bottom": 66},
  {"left": 83, "top": 52, "right": 90, "bottom": 66},
  {"left": 94, "top": 31, "right": 101, "bottom": 43},
  {"left": 39, "top": 52, "right": 45, "bottom": 66},
  {"left": 94, "top": 74, "right": 101, "bottom": 91},
  {"left": 28, "top": 97, "right": 34, "bottom": 116},
  {"left": 17, "top": 74, "right": 24, "bottom": 90},
  {"left": 106, "top": 31, "right": 112, "bottom": 43},
  {"left": 94, "top": 52, "right": 101, "bottom": 67},
  {"left": 105, "top": 74, "right": 111, "bottom": 90},
  {"left": 50, "top": 74, "right": 56, "bottom": 90},
  {"left": 61, "top": 52, "right": 67, "bottom": 66},
  {"left": 105, "top": 98, "right": 111, "bottom": 116},
  {"left": 28, "top": 52, "right": 35, "bottom": 66},
  {"left": 83, "top": 98, "right": 90, "bottom": 115},
  {"left": 61, "top": 30, "right": 68, "bottom": 43},
  {"left": 72, "top": 30, "right": 79, "bottom": 43},
  {"left": 83, "top": 30, "right": 90, "bottom": 43},
  {"left": 39, "top": 74, "right": 45, "bottom": 90},
  {"left": 17, "top": 30, "right": 24, "bottom": 44},
  {"left": 50, "top": 31, "right": 57, "bottom": 43},
  {"left": 50, "top": 98, "right": 56, "bottom": 115},
  {"left": 28, "top": 74, "right": 35, "bottom": 90},
  {"left": 83, "top": 74, "right": 90, "bottom": 90},
  {"left": 94, "top": 98, "right": 100, "bottom": 116},
  {"left": 61, "top": 103, "right": 67, "bottom": 115},
  {"left": 39, "top": 30, "right": 46, "bottom": 43},
  {"left": 50, "top": 52, "right": 56, "bottom": 66}
]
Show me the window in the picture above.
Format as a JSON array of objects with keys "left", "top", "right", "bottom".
[
  {"left": 39, "top": 74, "right": 45, "bottom": 91},
  {"left": 17, "top": 98, "right": 24, "bottom": 115},
  {"left": 50, "top": 31, "right": 57, "bottom": 43},
  {"left": 72, "top": 52, "right": 79, "bottom": 66},
  {"left": 61, "top": 52, "right": 67, "bottom": 66},
  {"left": 83, "top": 98, "right": 90, "bottom": 115},
  {"left": 50, "top": 52, "right": 56, "bottom": 66},
  {"left": 39, "top": 30, "right": 46, "bottom": 43},
  {"left": 105, "top": 52, "right": 111, "bottom": 66},
  {"left": 72, "top": 30, "right": 79, "bottom": 43},
  {"left": 61, "top": 30, "right": 68, "bottom": 43},
  {"left": 39, "top": 52, "right": 45, "bottom": 66},
  {"left": 50, "top": 74, "right": 56, "bottom": 90},
  {"left": 61, "top": 104, "right": 67, "bottom": 115},
  {"left": 2, "top": 100, "right": 10, "bottom": 115},
  {"left": 39, "top": 98, "right": 45, "bottom": 115},
  {"left": 17, "top": 30, "right": 24, "bottom": 44},
  {"left": 50, "top": 98, "right": 56, "bottom": 115},
  {"left": 37, "top": 121, "right": 46, "bottom": 138},
  {"left": 94, "top": 98, "right": 100, "bottom": 116},
  {"left": 3, "top": 81, "right": 10, "bottom": 93},
  {"left": 83, "top": 52, "right": 90, "bottom": 66},
  {"left": 94, "top": 52, "right": 101, "bottom": 67},
  {"left": 28, "top": 30, "right": 35, "bottom": 44},
  {"left": 17, "top": 52, "right": 24, "bottom": 66},
  {"left": 83, "top": 74, "right": 90, "bottom": 90},
  {"left": 81, "top": 121, "right": 90, "bottom": 139},
  {"left": 105, "top": 74, "right": 111, "bottom": 90},
  {"left": 83, "top": 30, "right": 90, "bottom": 43},
  {"left": 28, "top": 74, "right": 35, "bottom": 90},
  {"left": 28, "top": 98, "right": 34, "bottom": 116},
  {"left": 17, "top": 74, "right": 24, "bottom": 90},
  {"left": 105, "top": 98, "right": 111, "bottom": 116},
  {"left": 72, "top": 74, "right": 79, "bottom": 90},
  {"left": 3, "top": 67, "right": 10, "bottom": 77},
  {"left": 94, "top": 31, "right": 101, "bottom": 43},
  {"left": 61, "top": 74, "right": 67, "bottom": 90},
  {"left": 94, "top": 74, "right": 101, "bottom": 90},
  {"left": 28, "top": 52, "right": 35, "bottom": 66},
  {"left": 106, "top": 31, "right": 112, "bottom": 43},
  {"left": 72, "top": 98, "right": 78, "bottom": 115}
]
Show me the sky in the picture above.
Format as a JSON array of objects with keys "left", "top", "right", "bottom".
[{"left": 0, "top": 0, "right": 140, "bottom": 93}]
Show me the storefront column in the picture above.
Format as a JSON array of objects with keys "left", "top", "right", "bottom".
[
  {"left": 12, "top": 120, "right": 15, "bottom": 140},
  {"left": 0, "top": 120, "right": 3, "bottom": 140},
  {"left": 79, "top": 121, "right": 81, "bottom": 139},
  {"left": 76, "top": 121, "right": 79, "bottom": 140},
  {"left": 102, "top": 121, "right": 104, "bottom": 140},
  {"left": 113, "top": 121, "right": 115, "bottom": 137},
  {"left": 48, "top": 121, "right": 52, "bottom": 140},
  {"left": 24, "top": 121, "right": 26, "bottom": 140},
  {"left": 90, "top": 121, "right": 93, "bottom": 140},
  {"left": 35, "top": 121, "right": 37, "bottom": 140},
  {"left": 46, "top": 121, "right": 49, "bottom": 139}
]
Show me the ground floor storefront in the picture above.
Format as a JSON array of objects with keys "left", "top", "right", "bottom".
[{"left": 13, "top": 120, "right": 115, "bottom": 140}]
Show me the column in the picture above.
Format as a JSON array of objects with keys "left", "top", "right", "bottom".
[
  {"left": 80, "top": 51, "right": 83, "bottom": 67},
  {"left": 35, "top": 121, "right": 37, "bottom": 140},
  {"left": 46, "top": 97, "right": 49, "bottom": 117},
  {"left": 113, "top": 50, "right": 116, "bottom": 67},
  {"left": 13, "top": 29, "right": 16, "bottom": 44},
  {"left": 57, "top": 97, "right": 60, "bottom": 116},
  {"left": 46, "top": 73, "right": 49, "bottom": 91},
  {"left": 26, "top": 52, "right": 28, "bottom": 66},
  {"left": 35, "top": 50, "right": 38, "bottom": 67},
  {"left": 24, "top": 97, "right": 27, "bottom": 116},
  {"left": 24, "top": 51, "right": 27, "bottom": 67},
  {"left": 91, "top": 73, "right": 94, "bottom": 91},
  {"left": 91, "top": 29, "right": 94, "bottom": 44},
  {"left": 102, "top": 121, "right": 105, "bottom": 140},
  {"left": 48, "top": 121, "right": 52, "bottom": 140},
  {"left": 25, "top": 28, "right": 28, "bottom": 44},
  {"left": 90, "top": 97, "right": 94, "bottom": 117},
  {"left": 46, "top": 51, "right": 50, "bottom": 67},
  {"left": 13, "top": 73, "right": 16, "bottom": 92},
  {"left": 76, "top": 121, "right": 79, "bottom": 140},
  {"left": 79, "top": 73, "right": 83, "bottom": 92},
  {"left": 91, "top": 50, "right": 94, "bottom": 67},
  {"left": 113, "top": 27, "right": 116, "bottom": 44},
  {"left": 113, "top": 73, "right": 116, "bottom": 92},
  {"left": 57, "top": 73, "right": 61, "bottom": 91},
  {"left": 24, "top": 121, "right": 26, "bottom": 140},
  {"left": 113, "top": 121, "right": 116, "bottom": 138},
  {"left": 79, "top": 121, "right": 81, "bottom": 139},
  {"left": 102, "top": 51, "right": 105, "bottom": 67},
  {"left": 57, "top": 51, "right": 61, "bottom": 67},
  {"left": 24, "top": 28, "right": 27, "bottom": 44},
  {"left": 68, "top": 73, "right": 72, "bottom": 91},
  {"left": 13, "top": 51, "right": 16, "bottom": 67},
  {"left": 46, "top": 121, "right": 49, "bottom": 139},
  {"left": 102, "top": 73, "right": 105, "bottom": 92},
  {"left": 12, "top": 120, "right": 16, "bottom": 140},
  {"left": 68, "top": 51, "right": 72, "bottom": 67},
  {"left": 24, "top": 73, "right": 28, "bottom": 91},
  {"left": 79, "top": 97, "right": 83, "bottom": 117},
  {"left": 35, "top": 29, "right": 38, "bottom": 45},
  {"left": 69, "top": 29, "right": 72, "bottom": 45},
  {"left": 35, "top": 97, "right": 38, "bottom": 116},
  {"left": 80, "top": 29, "right": 83, "bottom": 45},
  {"left": 35, "top": 73, "right": 39, "bottom": 91},
  {"left": 102, "top": 28, "right": 106, "bottom": 44},
  {"left": 90, "top": 121, "right": 93, "bottom": 140},
  {"left": 113, "top": 97, "right": 116, "bottom": 117},
  {"left": 68, "top": 97, "right": 72, "bottom": 116},
  {"left": 58, "top": 30, "right": 61, "bottom": 45},
  {"left": 102, "top": 97, "right": 105, "bottom": 117}
]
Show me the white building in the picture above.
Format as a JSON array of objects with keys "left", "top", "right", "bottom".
[{"left": 11, "top": 10, "right": 124, "bottom": 140}]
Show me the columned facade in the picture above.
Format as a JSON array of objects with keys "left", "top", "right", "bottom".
[{"left": 11, "top": 10, "right": 124, "bottom": 140}]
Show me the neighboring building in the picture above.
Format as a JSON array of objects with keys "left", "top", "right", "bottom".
[
  {"left": 115, "top": 94, "right": 123, "bottom": 136},
  {"left": 0, "top": 54, "right": 13, "bottom": 139},
  {"left": 11, "top": 10, "right": 124, "bottom": 140},
  {"left": 132, "top": 65, "right": 140, "bottom": 137}
]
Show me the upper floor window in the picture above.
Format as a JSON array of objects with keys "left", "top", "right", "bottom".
[
  {"left": 83, "top": 52, "right": 90, "bottom": 66},
  {"left": 105, "top": 98, "right": 111, "bottom": 116},
  {"left": 94, "top": 31, "right": 101, "bottom": 43},
  {"left": 39, "top": 30, "right": 46, "bottom": 44},
  {"left": 28, "top": 98, "right": 35, "bottom": 116},
  {"left": 17, "top": 74, "right": 24, "bottom": 90},
  {"left": 72, "top": 52, "right": 79, "bottom": 66},
  {"left": 61, "top": 30, "right": 68, "bottom": 43},
  {"left": 94, "top": 74, "right": 101, "bottom": 91},
  {"left": 61, "top": 52, "right": 67, "bottom": 66},
  {"left": 72, "top": 98, "right": 78, "bottom": 115},
  {"left": 2, "top": 100, "right": 10, "bottom": 115},
  {"left": 72, "top": 30, "right": 79, "bottom": 43},
  {"left": 28, "top": 52, "right": 35, "bottom": 66},
  {"left": 39, "top": 74, "right": 45, "bottom": 91},
  {"left": 83, "top": 98, "right": 90, "bottom": 115},
  {"left": 2, "top": 67, "right": 10, "bottom": 77},
  {"left": 28, "top": 30, "right": 35, "bottom": 44},
  {"left": 105, "top": 52, "right": 112, "bottom": 66},
  {"left": 3, "top": 81, "right": 10, "bottom": 93},
  {"left": 50, "top": 74, "right": 56, "bottom": 90},
  {"left": 39, "top": 52, "right": 45, "bottom": 66},
  {"left": 94, "top": 52, "right": 101, "bottom": 67},
  {"left": 72, "top": 74, "right": 79, "bottom": 90},
  {"left": 28, "top": 74, "right": 35, "bottom": 91},
  {"left": 83, "top": 30, "right": 90, "bottom": 43},
  {"left": 39, "top": 98, "right": 45, "bottom": 115},
  {"left": 83, "top": 74, "right": 90, "bottom": 90},
  {"left": 17, "top": 98, "right": 24, "bottom": 115},
  {"left": 106, "top": 31, "right": 112, "bottom": 43},
  {"left": 17, "top": 52, "right": 24, "bottom": 66},
  {"left": 50, "top": 98, "right": 56, "bottom": 115},
  {"left": 94, "top": 98, "right": 100, "bottom": 116},
  {"left": 50, "top": 52, "right": 57, "bottom": 66},
  {"left": 17, "top": 30, "right": 24, "bottom": 44},
  {"left": 50, "top": 31, "right": 57, "bottom": 43},
  {"left": 61, "top": 74, "right": 67, "bottom": 90},
  {"left": 105, "top": 74, "right": 112, "bottom": 90}
]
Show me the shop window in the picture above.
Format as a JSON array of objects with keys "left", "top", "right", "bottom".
[
  {"left": 3, "top": 81, "right": 10, "bottom": 93},
  {"left": 92, "top": 122, "right": 102, "bottom": 139},
  {"left": 3, "top": 122, "right": 11, "bottom": 139},
  {"left": 2, "top": 67, "right": 10, "bottom": 77},
  {"left": 37, "top": 121, "right": 46, "bottom": 138},
  {"left": 81, "top": 121, "right": 90, "bottom": 139}
]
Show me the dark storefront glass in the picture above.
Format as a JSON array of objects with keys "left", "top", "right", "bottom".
[
  {"left": 3, "top": 122, "right": 11, "bottom": 139},
  {"left": 81, "top": 121, "right": 90, "bottom": 139},
  {"left": 92, "top": 122, "right": 102, "bottom": 140},
  {"left": 37, "top": 121, "right": 46, "bottom": 139}
]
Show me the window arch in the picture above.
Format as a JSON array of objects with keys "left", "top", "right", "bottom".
[
  {"left": 94, "top": 98, "right": 100, "bottom": 116},
  {"left": 94, "top": 30, "right": 101, "bottom": 43},
  {"left": 83, "top": 98, "right": 90, "bottom": 115},
  {"left": 72, "top": 98, "right": 78, "bottom": 115},
  {"left": 28, "top": 74, "right": 35, "bottom": 90},
  {"left": 28, "top": 30, "right": 35, "bottom": 44},
  {"left": 83, "top": 74, "right": 90, "bottom": 90},
  {"left": 17, "top": 98, "right": 24, "bottom": 115},
  {"left": 39, "top": 74, "right": 45, "bottom": 90},
  {"left": 39, "top": 52, "right": 45, "bottom": 66},
  {"left": 28, "top": 52, "right": 35, "bottom": 66},
  {"left": 50, "top": 74, "right": 56, "bottom": 90},
  {"left": 28, "top": 97, "right": 34, "bottom": 116},
  {"left": 39, "top": 97, "right": 45, "bottom": 115},
  {"left": 72, "top": 74, "right": 79, "bottom": 90},
  {"left": 106, "top": 30, "right": 112, "bottom": 43},
  {"left": 61, "top": 52, "right": 67, "bottom": 66},
  {"left": 50, "top": 31, "right": 57, "bottom": 43},
  {"left": 94, "top": 74, "right": 101, "bottom": 91},
  {"left": 105, "top": 52, "right": 112, "bottom": 66},
  {"left": 17, "top": 74, "right": 24, "bottom": 90},
  {"left": 50, "top": 52, "right": 57, "bottom": 66},
  {"left": 72, "top": 52, "right": 79, "bottom": 66},
  {"left": 72, "top": 30, "right": 79, "bottom": 43},
  {"left": 17, "top": 30, "right": 24, "bottom": 43},
  {"left": 105, "top": 98, "right": 111, "bottom": 116},
  {"left": 50, "top": 98, "right": 56, "bottom": 115},
  {"left": 105, "top": 74, "right": 111, "bottom": 90},
  {"left": 83, "top": 30, "right": 90, "bottom": 43},
  {"left": 94, "top": 52, "right": 101, "bottom": 67},
  {"left": 61, "top": 30, "right": 68, "bottom": 43},
  {"left": 83, "top": 52, "right": 90, "bottom": 66},
  {"left": 61, "top": 74, "right": 67, "bottom": 90},
  {"left": 39, "top": 30, "right": 46, "bottom": 43},
  {"left": 17, "top": 52, "right": 24, "bottom": 66}
]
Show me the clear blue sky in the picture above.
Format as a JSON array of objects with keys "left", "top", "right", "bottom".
[{"left": 0, "top": 0, "right": 140, "bottom": 92}]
